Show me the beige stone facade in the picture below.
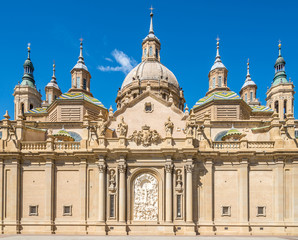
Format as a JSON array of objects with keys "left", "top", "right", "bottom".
[{"left": 0, "top": 12, "right": 298, "bottom": 236}]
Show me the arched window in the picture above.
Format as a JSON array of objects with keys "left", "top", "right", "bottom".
[
  {"left": 218, "top": 76, "right": 222, "bottom": 87},
  {"left": 212, "top": 78, "right": 215, "bottom": 88},
  {"left": 48, "top": 94, "right": 52, "bottom": 104},
  {"left": 144, "top": 48, "right": 147, "bottom": 56},
  {"left": 83, "top": 79, "right": 87, "bottom": 90},
  {"left": 245, "top": 93, "right": 247, "bottom": 102},
  {"left": 284, "top": 99, "right": 287, "bottom": 118},
  {"left": 30, "top": 104, "right": 33, "bottom": 110},
  {"left": 149, "top": 47, "right": 153, "bottom": 56},
  {"left": 156, "top": 49, "right": 158, "bottom": 59},
  {"left": 275, "top": 101, "right": 279, "bottom": 113},
  {"left": 250, "top": 91, "right": 253, "bottom": 102},
  {"left": 76, "top": 77, "right": 80, "bottom": 88},
  {"left": 21, "top": 103, "right": 24, "bottom": 114}
]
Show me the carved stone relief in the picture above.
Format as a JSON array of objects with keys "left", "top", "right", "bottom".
[
  {"left": 133, "top": 173, "right": 158, "bottom": 221},
  {"left": 129, "top": 125, "right": 161, "bottom": 146}
]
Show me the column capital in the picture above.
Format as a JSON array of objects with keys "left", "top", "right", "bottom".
[
  {"left": 185, "top": 164, "right": 194, "bottom": 173},
  {"left": 118, "top": 164, "right": 127, "bottom": 173},
  {"left": 165, "top": 163, "right": 173, "bottom": 173},
  {"left": 98, "top": 163, "right": 106, "bottom": 173}
]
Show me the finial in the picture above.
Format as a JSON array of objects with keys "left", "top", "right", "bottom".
[
  {"left": 4, "top": 110, "right": 10, "bottom": 120},
  {"left": 278, "top": 40, "right": 282, "bottom": 56},
  {"left": 27, "top": 43, "right": 31, "bottom": 59},
  {"left": 52, "top": 60, "right": 56, "bottom": 78},
  {"left": 246, "top": 58, "right": 250, "bottom": 77},
  {"left": 149, "top": 6, "right": 154, "bottom": 34},
  {"left": 215, "top": 36, "right": 221, "bottom": 60},
  {"left": 78, "top": 38, "right": 84, "bottom": 62}
]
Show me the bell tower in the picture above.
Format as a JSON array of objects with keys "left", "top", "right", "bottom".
[
  {"left": 141, "top": 7, "right": 161, "bottom": 62},
  {"left": 13, "top": 43, "right": 42, "bottom": 119},
  {"left": 69, "top": 39, "right": 92, "bottom": 96},
  {"left": 207, "top": 38, "right": 229, "bottom": 95},
  {"left": 266, "top": 42, "right": 295, "bottom": 120}
]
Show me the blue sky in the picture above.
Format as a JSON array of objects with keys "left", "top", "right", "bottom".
[{"left": 1, "top": 0, "right": 298, "bottom": 119}]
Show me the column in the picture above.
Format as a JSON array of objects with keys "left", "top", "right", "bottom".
[
  {"left": 45, "top": 158, "right": 54, "bottom": 232},
  {"left": 238, "top": 159, "right": 249, "bottom": 224},
  {"left": 204, "top": 159, "right": 213, "bottom": 223},
  {"left": 275, "top": 159, "right": 284, "bottom": 222},
  {"left": 79, "top": 159, "right": 87, "bottom": 223},
  {"left": 98, "top": 160, "right": 106, "bottom": 222},
  {"left": 165, "top": 163, "right": 173, "bottom": 222},
  {"left": 118, "top": 164, "right": 126, "bottom": 222},
  {"left": 0, "top": 159, "right": 3, "bottom": 226},
  {"left": 186, "top": 162, "right": 194, "bottom": 223}
]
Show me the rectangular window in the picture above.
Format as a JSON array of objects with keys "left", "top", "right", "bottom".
[
  {"left": 218, "top": 76, "right": 222, "bottom": 87},
  {"left": 76, "top": 77, "right": 80, "bottom": 88},
  {"left": 257, "top": 206, "right": 266, "bottom": 217},
  {"left": 63, "top": 205, "right": 72, "bottom": 216},
  {"left": 110, "top": 195, "right": 115, "bottom": 218},
  {"left": 212, "top": 78, "right": 215, "bottom": 88},
  {"left": 149, "top": 47, "right": 153, "bottom": 56},
  {"left": 83, "top": 79, "right": 87, "bottom": 90},
  {"left": 177, "top": 195, "right": 182, "bottom": 218},
  {"left": 29, "top": 205, "right": 38, "bottom": 216},
  {"left": 245, "top": 93, "right": 247, "bottom": 102},
  {"left": 221, "top": 206, "right": 231, "bottom": 216},
  {"left": 48, "top": 94, "right": 52, "bottom": 104},
  {"left": 250, "top": 91, "right": 253, "bottom": 101}
]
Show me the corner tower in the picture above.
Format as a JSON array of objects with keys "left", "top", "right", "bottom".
[
  {"left": 207, "top": 38, "right": 229, "bottom": 95},
  {"left": 266, "top": 42, "right": 294, "bottom": 120},
  {"left": 240, "top": 59, "right": 260, "bottom": 106},
  {"left": 69, "top": 40, "right": 92, "bottom": 96},
  {"left": 44, "top": 62, "right": 62, "bottom": 105},
  {"left": 13, "top": 44, "right": 42, "bottom": 119}
]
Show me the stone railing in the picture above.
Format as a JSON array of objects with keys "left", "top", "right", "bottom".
[
  {"left": 54, "top": 142, "right": 81, "bottom": 150},
  {"left": 213, "top": 142, "right": 240, "bottom": 149},
  {"left": 248, "top": 141, "right": 275, "bottom": 149},
  {"left": 21, "top": 142, "right": 47, "bottom": 150}
]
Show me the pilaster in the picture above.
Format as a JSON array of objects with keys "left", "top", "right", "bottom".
[
  {"left": 45, "top": 157, "right": 54, "bottom": 233},
  {"left": 165, "top": 157, "right": 173, "bottom": 223},
  {"left": 97, "top": 156, "right": 106, "bottom": 222},
  {"left": 275, "top": 158, "right": 284, "bottom": 222}
]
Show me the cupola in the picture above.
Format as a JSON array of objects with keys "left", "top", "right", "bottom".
[{"left": 21, "top": 43, "right": 36, "bottom": 88}]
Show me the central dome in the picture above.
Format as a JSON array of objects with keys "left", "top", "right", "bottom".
[{"left": 121, "top": 60, "right": 179, "bottom": 90}]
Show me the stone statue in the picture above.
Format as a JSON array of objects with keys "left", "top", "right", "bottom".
[
  {"left": 129, "top": 125, "right": 161, "bottom": 146},
  {"left": 164, "top": 117, "right": 174, "bottom": 137},
  {"left": 97, "top": 119, "right": 107, "bottom": 136},
  {"left": 185, "top": 117, "right": 196, "bottom": 137},
  {"left": 118, "top": 116, "right": 128, "bottom": 137}
]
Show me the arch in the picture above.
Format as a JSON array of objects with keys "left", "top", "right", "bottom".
[
  {"left": 30, "top": 104, "right": 33, "bottom": 110},
  {"left": 68, "top": 131, "right": 82, "bottom": 142},
  {"left": 21, "top": 103, "right": 24, "bottom": 114},
  {"left": 275, "top": 101, "right": 279, "bottom": 113},
  {"left": 284, "top": 99, "right": 287, "bottom": 119},
  {"left": 128, "top": 168, "right": 163, "bottom": 222},
  {"left": 214, "top": 130, "right": 228, "bottom": 141}
]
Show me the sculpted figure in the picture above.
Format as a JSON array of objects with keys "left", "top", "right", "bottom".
[
  {"left": 185, "top": 117, "right": 196, "bottom": 137},
  {"left": 97, "top": 119, "right": 107, "bottom": 136},
  {"left": 118, "top": 116, "right": 128, "bottom": 137},
  {"left": 164, "top": 117, "right": 174, "bottom": 137}
]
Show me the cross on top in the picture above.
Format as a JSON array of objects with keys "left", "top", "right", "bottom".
[
  {"left": 149, "top": 5, "right": 154, "bottom": 14},
  {"left": 278, "top": 39, "right": 281, "bottom": 45},
  {"left": 80, "top": 37, "right": 83, "bottom": 43},
  {"left": 216, "top": 36, "right": 220, "bottom": 42}
]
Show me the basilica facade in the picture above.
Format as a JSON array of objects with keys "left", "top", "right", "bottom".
[{"left": 0, "top": 11, "right": 298, "bottom": 236}]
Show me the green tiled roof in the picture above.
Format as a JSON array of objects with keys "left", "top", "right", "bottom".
[
  {"left": 58, "top": 92, "right": 105, "bottom": 108},
  {"left": 251, "top": 105, "right": 273, "bottom": 112},
  {"left": 193, "top": 91, "right": 241, "bottom": 109},
  {"left": 27, "top": 107, "right": 48, "bottom": 114}
]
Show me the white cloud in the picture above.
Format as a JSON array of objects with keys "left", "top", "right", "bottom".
[
  {"left": 105, "top": 57, "right": 113, "bottom": 62},
  {"left": 98, "top": 49, "right": 137, "bottom": 75}
]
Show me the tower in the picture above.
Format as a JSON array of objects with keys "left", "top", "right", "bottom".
[
  {"left": 207, "top": 38, "right": 229, "bottom": 95},
  {"left": 240, "top": 59, "right": 260, "bottom": 106},
  {"left": 44, "top": 62, "right": 62, "bottom": 106},
  {"left": 141, "top": 8, "right": 161, "bottom": 62},
  {"left": 13, "top": 44, "right": 42, "bottom": 119},
  {"left": 69, "top": 39, "right": 92, "bottom": 96},
  {"left": 266, "top": 42, "right": 294, "bottom": 120}
]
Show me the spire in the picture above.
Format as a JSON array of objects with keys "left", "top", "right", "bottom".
[
  {"left": 278, "top": 40, "right": 282, "bottom": 57},
  {"left": 149, "top": 6, "right": 154, "bottom": 34},
  {"left": 27, "top": 43, "right": 31, "bottom": 59},
  {"left": 246, "top": 58, "right": 250, "bottom": 79},
  {"left": 21, "top": 43, "right": 35, "bottom": 88},
  {"left": 210, "top": 36, "right": 226, "bottom": 71},
  {"left": 46, "top": 61, "right": 60, "bottom": 90},
  {"left": 52, "top": 61, "right": 56, "bottom": 79},
  {"left": 273, "top": 40, "right": 287, "bottom": 86},
  {"left": 78, "top": 38, "right": 84, "bottom": 64},
  {"left": 215, "top": 36, "right": 221, "bottom": 61}
]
